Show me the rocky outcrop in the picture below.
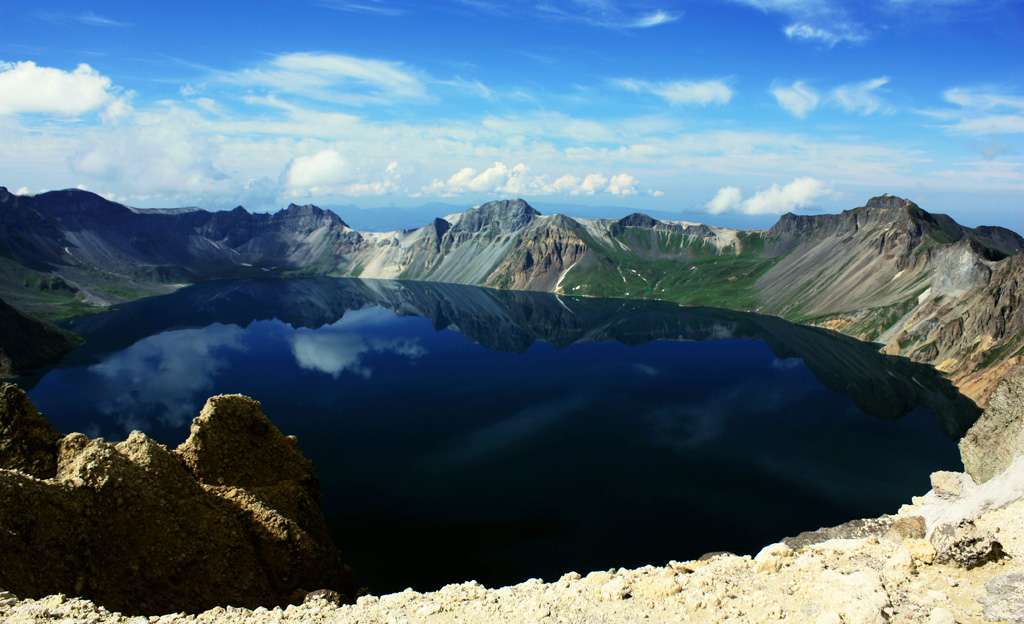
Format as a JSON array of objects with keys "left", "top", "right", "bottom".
[
  {"left": 0, "top": 384, "right": 63, "bottom": 478},
  {"left": 959, "top": 363, "right": 1024, "bottom": 483},
  {"left": 0, "top": 385, "right": 353, "bottom": 615}
]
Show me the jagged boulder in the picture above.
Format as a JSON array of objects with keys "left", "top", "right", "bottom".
[
  {"left": 930, "top": 519, "right": 1005, "bottom": 569},
  {"left": 960, "top": 363, "right": 1024, "bottom": 483},
  {"left": 0, "top": 385, "right": 354, "bottom": 615}
]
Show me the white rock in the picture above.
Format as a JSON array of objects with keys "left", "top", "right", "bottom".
[
  {"left": 754, "top": 542, "right": 793, "bottom": 573},
  {"left": 928, "top": 606, "right": 957, "bottom": 624}
]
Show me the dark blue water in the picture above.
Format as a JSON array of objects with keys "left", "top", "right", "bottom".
[{"left": 22, "top": 278, "right": 976, "bottom": 593}]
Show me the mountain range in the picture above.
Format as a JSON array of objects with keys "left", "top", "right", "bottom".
[{"left": 1, "top": 186, "right": 1021, "bottom": 405}]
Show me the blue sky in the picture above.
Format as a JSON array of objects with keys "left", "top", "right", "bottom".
[{"left": 1, "top": 0, "right": 1022, "bottom": 231}]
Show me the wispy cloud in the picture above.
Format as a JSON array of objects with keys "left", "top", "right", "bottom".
[
  {"left": 535, "top": 1, "right": 682, "bottom": 29},
  {"left": 729, "top": 0, "right": 866, "bottom": 45},
  {"left": 615, "top": 78, "right": 733, "bottom": 106},
  {"left": 831, "top": 76, "right": 890, "bottom": 115},
  {"left": 225, "top": 52, "right": 428, "bottom": 106},
  {"left": 37, "top": 11, "right": 129, "bottom": 27},
  {"left": 312, "top": 0, "right": 406, "bottom": 16},
  {"left": 784, "top": 22, "right": 866, "bottom": 46},
  {"left": 771, "top": 80, "right": 820, "bottom": 118},
  {"left": 921, "top": 86, "right": 1024, "bottom": 136}
]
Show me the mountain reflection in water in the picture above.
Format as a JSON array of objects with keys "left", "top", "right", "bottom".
[{"left": 25, "top": 277, "right": 979, "bottom": 593}]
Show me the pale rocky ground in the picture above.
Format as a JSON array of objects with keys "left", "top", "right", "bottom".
[{"left": 3, "top": 459, "right": 1022, "bottom": 624}]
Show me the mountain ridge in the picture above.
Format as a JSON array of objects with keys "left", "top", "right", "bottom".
[{"left": 1, "top": 185, "right": 1021, "bottom": 405}]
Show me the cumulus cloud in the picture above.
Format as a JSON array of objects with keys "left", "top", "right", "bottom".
[
  {"left": 0, "top": 61, "right": 113, "bottom": 115},
  {"left": 607, "top": 173, "right": 639, "bottom": 196},
  {"left": 705, "top": 186, "right": 743, "bottom": 214},
  {"left": 616, "top": 78, "right": 733, "bottom": 106},
  {"left": 422, "top": 162, "right": 648, "bottom": 197},
  {"left": 285, "top": 149, "right": 352, "bottom": 188},
  {"left": 831, "top": 77, "right": 890, "bottom": 115},
  {"left": 704, "top": 177, "right": 832, "bottom": 215},
  {"left": 578, "top": 173, "right": 608, "bottom": 195},
  {"left": 772, "top": 80, "right": 820, "bottom": 118}
]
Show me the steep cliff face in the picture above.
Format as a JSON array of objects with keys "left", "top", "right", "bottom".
[
  {"left": 0, "top": 385, "right": 354, "bottom": 615},
  {"left": 880, "top": 251, "right": 1024, "bottom": 404},
  {"left": 484, "top": 214, "right": 591, "bottom": 291}
]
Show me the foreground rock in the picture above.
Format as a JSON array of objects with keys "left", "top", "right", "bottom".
[
  {"left": 960, "top": 362, "right": 1024, "bottom": 483},
  {"left": 0, "top": 385, "right": 354, "bottom": 615},
  {"left": 2, "top": 474, "right": 1021, "bottom": 624}
]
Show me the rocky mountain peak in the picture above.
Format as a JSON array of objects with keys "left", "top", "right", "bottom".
[
  {"left": 280, "top": 203, "right": 347, "bottom": 228},
  {"left": 863, "top": 194, "right": 919, "bottom": 213},
  {"left": 453, "top": 198, "right": 541, "bottom": 235},
  {"left": 617, "top": 213, "right": 659, "bottom": 229}
]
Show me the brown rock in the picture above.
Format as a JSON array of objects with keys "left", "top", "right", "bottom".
[
  {"left": 885, "top": 515, "right": 927, "bottom": 542},
  {"left": 0, "top": 383, "right": 63, "bottom": 478},
  {"left": 0, "top": 391, "right": 354, "bottom": 615},
  {"left": 176, "top": 394, "right": 322, "bottom": 503}
]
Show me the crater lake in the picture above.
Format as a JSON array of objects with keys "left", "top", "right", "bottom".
[{"left": 19, "top": 277, "right": 978, "bottom": 594}]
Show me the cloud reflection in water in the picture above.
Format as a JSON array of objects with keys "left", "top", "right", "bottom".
[
  {"left": 90, "top": 323, "right": 246, "bottom": 433},
  {"left": 288, "top": 307, "right": 426, "bottom": 378}
]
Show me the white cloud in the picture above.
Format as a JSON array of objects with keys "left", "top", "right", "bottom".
[
  {"left": 616, "top": 78, "right": 733, "bottom": 106},
  {"left": 0, "top": 61, "right": 113, "bottom": 115},
  {"left": 577, "top": 173, "right": 608, "bottom": 195},
  {"left": 705, "top": 186, "right": 743, "bottom": 214},
  {"left": 784, "top": 22, "right": 866, "bottom": 45},
  {"left": 831, "top": 76, "right": 890, "bottom": 115},
  {"left": 704, "top": 177, "right": 832, "bottom": 215},
  {"left": 943, "top": 88, "right": 1024, "bottom": 112},
  {"left": 285, "top": 149, "right": 352, "bottom": 188},
  {"left": 630, "top": 11, "right": 679, "bottom": 27},
  {"left": 772, "top": 80, "right": 820, "bottom": 118},
  {"left": 422, "top": 163, "right": 646, "bottom": 197},
  {"left": 607, "top": 173, "right": 638, "bottom": 196}
]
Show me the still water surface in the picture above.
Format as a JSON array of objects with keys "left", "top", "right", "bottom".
[{"left": 24, "top": 278, "right": 976, "bottom": 593}]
